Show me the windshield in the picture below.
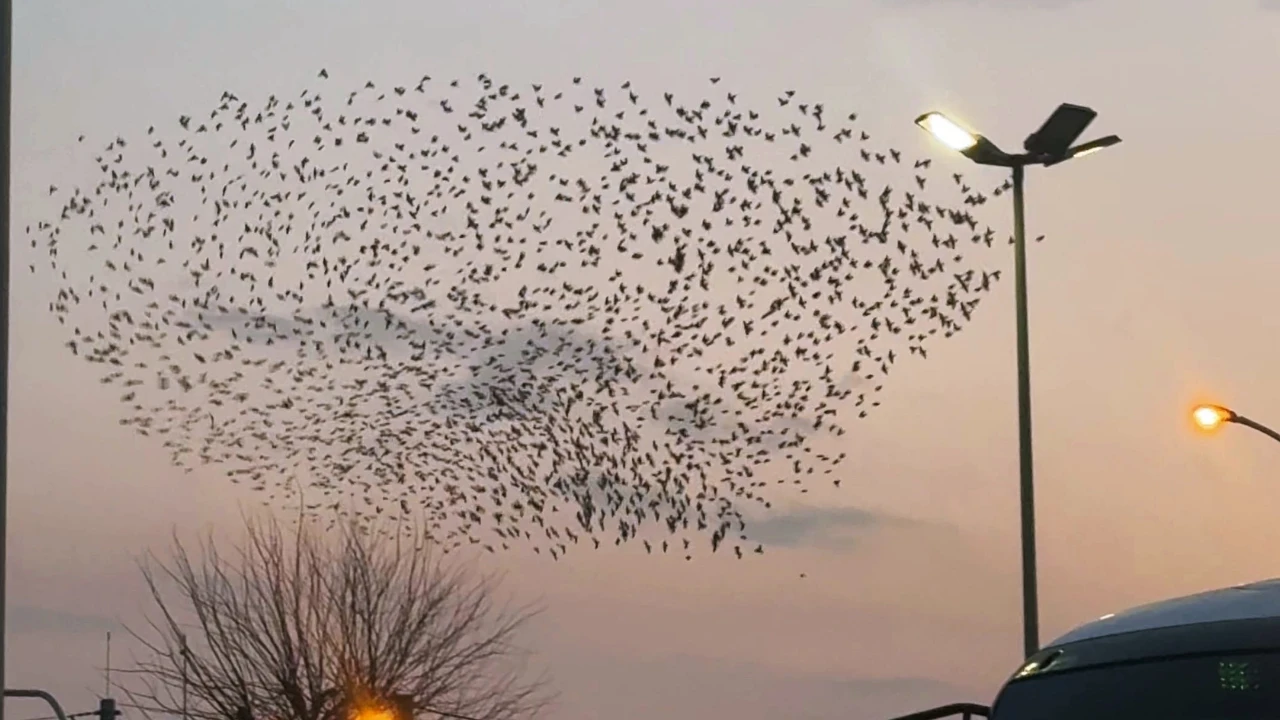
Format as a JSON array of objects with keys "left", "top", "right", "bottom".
[{"left": 992, "top": 652, "right": 1280, "bottom": 719}]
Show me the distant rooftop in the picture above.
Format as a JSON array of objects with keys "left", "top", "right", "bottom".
[{"left": 1050, "top": 578, "right": 1280, "bottom": 646}]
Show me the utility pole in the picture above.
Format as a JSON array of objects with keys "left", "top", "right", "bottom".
[{"left": 104, "top": 632, "right": 112, "bottom": 697}]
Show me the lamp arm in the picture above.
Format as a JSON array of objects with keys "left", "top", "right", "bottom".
[{"left": 1229, "top": 415, "right": 1280, "bottom": 445}]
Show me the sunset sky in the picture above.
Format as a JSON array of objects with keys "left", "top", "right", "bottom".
[{"left": 9, "top": 1, "right": 1280, "bottom": 719}]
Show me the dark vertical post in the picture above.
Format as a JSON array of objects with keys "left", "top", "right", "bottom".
[
  {"left": 1011, "top": 163, "right": 1039, "bottom": 660},
  {"left": 0, "top": 0, "right": 13, "bottom": 710}
]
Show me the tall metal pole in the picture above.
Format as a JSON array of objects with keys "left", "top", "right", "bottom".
[
  {"left": 0, "top": 0, "right": 13, "bottom": 711},
  {"left": 1011, "top": 163, "right": 1039, "bottom": 660},
  {"left": 104, "top": 632, "right": 111, "bottom": 697}
]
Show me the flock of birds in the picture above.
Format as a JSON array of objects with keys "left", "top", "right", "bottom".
[{"left": 32, "top": 72, "right": 1015, "bottom": 560}]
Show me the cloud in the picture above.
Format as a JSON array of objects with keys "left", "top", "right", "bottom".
[
  {"left": 745, "top": 504, "right": 933, "bottom": 549},
  {"left": 8, "top": 604, "right": 119, "bottom": 635}
]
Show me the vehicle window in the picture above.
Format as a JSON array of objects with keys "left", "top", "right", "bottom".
[{"left": 992, "top": 652, "right": 1280, "bottom": 720}]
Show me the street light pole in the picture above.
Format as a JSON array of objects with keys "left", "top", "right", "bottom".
[
  {"left": 1, "top": 0, "right": 13, "bottom": 712},
  {"left": 1010, "top": 163, "right": 1039, "bottom": 660},
  {"left": 916, "top": 104, "right": 1120, "bottom": 661}
]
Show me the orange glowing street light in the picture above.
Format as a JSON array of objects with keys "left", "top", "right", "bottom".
[
  {"left": 347, "top": 693, "right": 410, "bottom": 720},
  {"left": 1192, "top": 404, "right": 1234, "bottom": 431},
  {"left": 1191, "top": 403, "right": 1280, "bottom": 444},
  {"left": 351, "top": 708, "right": 396, "bottom": 720},
  {"left": 348, "top": 695, "right": 484, "bottom": 720}
]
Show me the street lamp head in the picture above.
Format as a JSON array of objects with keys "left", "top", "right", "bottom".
[
  {"left": 915, "top": 111, "right": 1017, "bottom": 166},
  {"left": 1043, "top": 135, "right": 1123, "bottom": 167},
  {"left": 917, "top": 103, "right": 1117, "bottom": 169},
  {"left": 1024, "top": 103, "right": 1097, "bottom": 158},
  {"left": 1068, "top": 134, "right": 1122, "bottom": 159},
  {"left": 1192, "top": 404, "right": 1236, "bottom": 431},
  {"left": 351, "top": 709, "right": 395, "bottom": 720},
  {"left": 915, "top": 112, "right": 978, "bottom": 151},
  {"left": 348, "top": 693, "right": 415, "bottom": 720}
]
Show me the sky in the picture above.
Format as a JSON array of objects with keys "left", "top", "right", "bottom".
[{"left": 8, "top": 0, "right": 1280, "bottom": 719}]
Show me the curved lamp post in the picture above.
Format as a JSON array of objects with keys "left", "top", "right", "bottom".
[
  {"left": 916, "top": 104, "right": 1121, "bottom": 661},
  {"left": 1192, "top": 404, "right": 1280, "bottom": 445}
]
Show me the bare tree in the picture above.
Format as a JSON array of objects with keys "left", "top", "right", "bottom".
[{"left": 120, "top": 514, "right": 551, "bottom": 720}]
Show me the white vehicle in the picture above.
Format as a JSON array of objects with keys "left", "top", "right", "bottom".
[{"left": 989, "top": 578, "right": 1280, "bottom": 718}]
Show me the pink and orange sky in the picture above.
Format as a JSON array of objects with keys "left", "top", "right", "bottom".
[{"left": 9, "top": 1, "right": 1280, "bottom": 719}]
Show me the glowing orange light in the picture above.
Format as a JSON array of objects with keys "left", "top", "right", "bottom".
[
  {"left": 1192, "top": 404, "right": 1232, "bottom": 431},
  {"left": 351, "top": 708, "right": 395, "bottom": 720}
]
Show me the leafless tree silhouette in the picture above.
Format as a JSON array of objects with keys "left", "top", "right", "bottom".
[{"left": 120, "top": 514, "right": 551, "bottom": 720}]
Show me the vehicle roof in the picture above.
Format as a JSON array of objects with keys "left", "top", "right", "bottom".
[{"left": 1050, "top": 578, "right": 1280, "bottom": 646}]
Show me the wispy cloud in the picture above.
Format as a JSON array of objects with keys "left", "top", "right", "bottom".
[
  {"left": 8, "top": 604, "right": 119, "bottom": 635},
  {"left": 745, "top": 504, "right": 936, "bottom": 550}
]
